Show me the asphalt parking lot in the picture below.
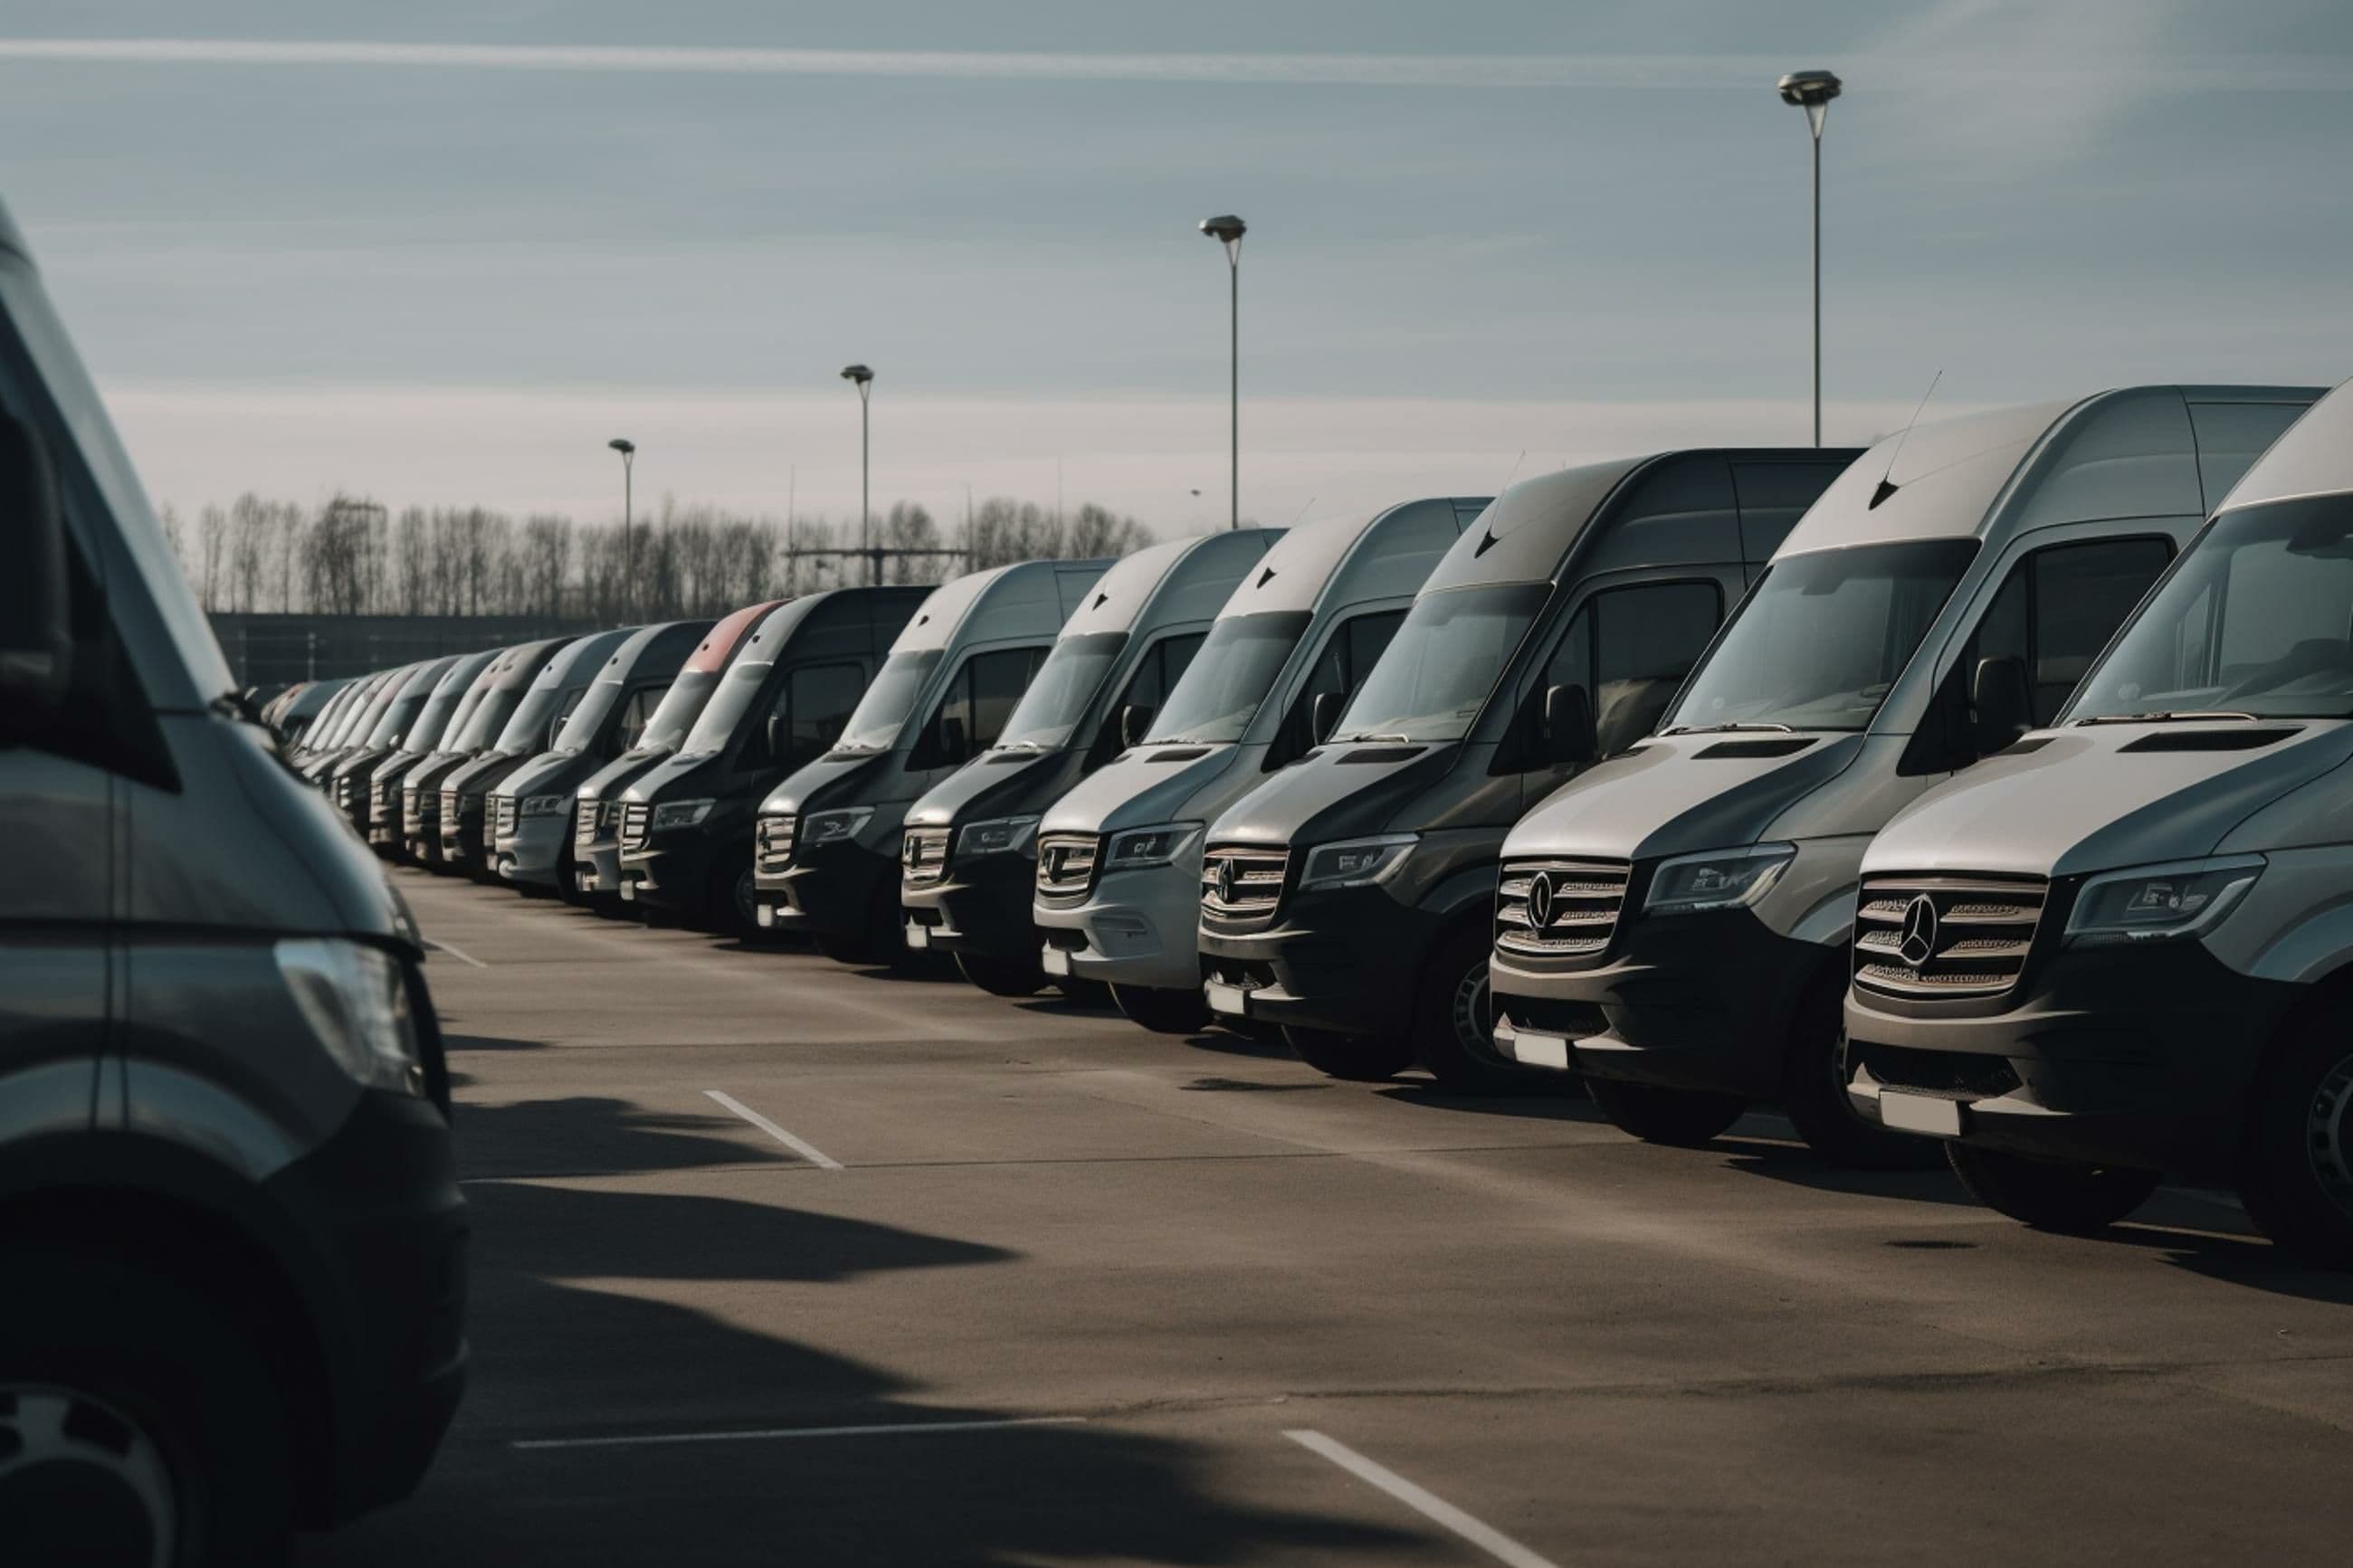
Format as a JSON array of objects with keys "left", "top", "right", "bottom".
[{"left": 304, "top": 869, "right": 2353, "bottom": 1566}]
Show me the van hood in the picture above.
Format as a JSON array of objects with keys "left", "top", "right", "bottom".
[
  {"left": 621, "top": 749, "right": 723, "bottom": 805},
  {"left": 1869, "top": 721, "right": 2353, "bottom": 879},
  {"left": 1502, "top": 731, "right": 1867, "bottom": 862},
  {"left": 446, "top": 748, "right": 528, "bottom": 799},
  {"left": 404, "top": 751, "right": 473, "bottom": 794},
  {"left": 1043, "top": 744, "right": 1241, "bottom": 836},
  {"left": 577, "top": 746, "right": 672, "bottom": 804},
  {"left": 906, "top": 750, "right": 1070, "bottom": 831},
  {"left": 762, "top": 749, "right": 892, "bottom": 819},
  {"left": 1207, "top": 742, "right": 1459, "bottom": 848},
  {"left": 499, "top": 747, "right": 598, "bottom": 802}
]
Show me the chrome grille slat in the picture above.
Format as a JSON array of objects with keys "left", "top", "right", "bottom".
[
  {"left": 902, "top": 826, "right": 950, "bottom": 889},
  {"left": 1035, "top": 833, "right": 1101, "bottom": 901},
  {"left": 494, "top": 796, "right": 519, "bottom": 838},
  {"left": 756, "top": 813, "right": 797, "bottom": 874},
  {"left": 619, "top": 802, "right": 653, "bottom": 854},
  {"left": 1200, "top": 846, "right": 1288, "bottom": 918},
  {"left": 1853, "top": 874, "right": 2048, "bottom": 999},
  {"left": 1496, "top": 858, "right": 1630, "bottom": 961},
  {"left": 575, "top": 801, "right": 600, "bottom": 851}
]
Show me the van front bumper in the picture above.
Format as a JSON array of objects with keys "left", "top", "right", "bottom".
[
  {"left": 755, "top": 840, "right": 890, "bottom": 937},
  {"left": 1198, "top": 886, "right": 1436, "bottom": 1040},
  {"left": 901, "top": 852, "right": 1038, "bottom": 958},
  {"left": 1491, "top": 908, "right": 1829, "bottom": 1099},
  {"left": 617, "top": 826, "right": 727, "bottom": 913},
  {"left": 493, "top": 813, "right": 567, "bottom": 888},
  {"left": 1033, "top": 861, "right": 1200, "bottom": 993},
  {"left": 1843, "top": 941, "right": 2297, "bottom": 1179},
  {"left": 437, "top": 798, "right": 487, "bottom": 866}
]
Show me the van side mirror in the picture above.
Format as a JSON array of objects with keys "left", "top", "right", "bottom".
[
  {"left": 1310, "top": 690, "right": 1343, "bottom": 746},
  {"left": 1541, "top": 684, "right": 1596, "bottom": 765},
  {"left": 1119, "top": 704, "right": 1153, "bottom": 748},
  {"left": 1971, "top": 655, "right": 2034, "bottom": 755},
  {"left": 936, "top": 714, "right": 967, "bottom": 765},
  {"left": 0, "top": 413, "right": 72, "bottom": 741}
]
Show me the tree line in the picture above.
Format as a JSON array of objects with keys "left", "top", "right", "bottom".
[{"left": 162, "top": 493, "right": 1157, "bottom": 619}]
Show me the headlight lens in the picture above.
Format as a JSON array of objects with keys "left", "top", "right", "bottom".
[
  {"left": 521, "top": 794, "right": 570, "bottom": 817},
  {"left": 1296, "top": 833, "right": 1418, "bottom": 891},
  {"left": 2065, "top": 855, "right": 2263, "bottom": 946},
  {"left": 957, "top": 815, "right": 1041, "bottom": 858},
  {"left": 802, "top": 807, "right": 875, "bottom": 848},
  {"left": 1643, "top": 843, "right": 1796, "bottom": 916},
  {"left": 1103, "top": 822, "right": 1202, "bottom": 870},
  {"left": 274, "top": 938, "right": 425, "bottom": 1098},
  {"left": 652, "top": 797, "right": 716, "bottom": 831}
]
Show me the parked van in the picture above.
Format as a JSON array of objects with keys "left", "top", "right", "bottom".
[
  {"left": 442, "top": 630, "right": 631, "bottom": 874},
  {"left": 614, "top": 589, "right": 929, "bottom": 929},
  {"left": 302, "top": 665, "right": 406, "bottom": 782},
  {"left": 366, "top": 649, "right": 500, "bottom": 855},
  {"left": 1033, "top": 501, "right": 1481, "bottom": 1028},
  {"left": 1491, "top": 388, "right": 2318, "bottom": 1161},
  {"left": 902, "top": 534, "right": 1275, "bottom": 993},
  {"left": 487, "top": 618, "right": 708, "bottom": 894},
  {"left": 1200, "top": 450, "right": 1860, "bottom": 1087},
  {"left": 298, "top": 670, "right": 390, "bottom": 770},
  {"left": 400, "top": 638, "right": 567, "bottom": 864},
  {"left": 1844, "top": 383, "right": 2353, "bottom": 1262},
  {"left": 575, "top": 601, "right": 782, "bottom": 902},
  {"left": 752, "top": 559, "right": 1111, "bottom": 963},
  {"left": 0, "top": 195, "right": 463, "bottom": 1558},
  {"left": 328, "top": 655, "right": 460, "bottom": 832},
  {"left": 272, "top": 674, "right": 354, "bottom": 746},
  {"left": 290, "top": 675, "right": 370, "bottom": 764}
]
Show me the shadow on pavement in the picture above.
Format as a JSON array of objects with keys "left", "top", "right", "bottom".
[
  {"left": 453, "top": 1095, "right": 801, "bottom": 1181},
  {"left": 1180, "top": 1030, "right": 1294, "bottom": 1061},
  {"left": 1372, "top": 1081, "right": 1604, "bottom": 1123},
  {"left": 1719, "top": 1141, "right": 1978, "bottom": 1208}
]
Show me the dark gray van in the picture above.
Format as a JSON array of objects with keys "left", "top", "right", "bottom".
[
  {"left": 1198, "top": 450, "right": 1858, "bottom": 1088},
  {"left": 366, "top": 648, "right": 500, "bottom": 856},
  {"left": 441, "top": 630, "right": 631, "bottom": 876},
  {"left": 400, "top": 637, "right": 567, "bottom": 866},
  {"left": 326, "top": 656, "right": 459, "bottom": 832}
]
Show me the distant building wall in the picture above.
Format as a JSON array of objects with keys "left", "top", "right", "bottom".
[{"left": 211, "top": 613, "right": 609, "bottom": 687}]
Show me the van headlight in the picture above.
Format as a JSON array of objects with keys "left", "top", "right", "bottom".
[
  {"left": 1643, "top": 843, "right": 1796, "bottom": 916},
  {"left": 1296, "top": 833, "right": 1418, "bottom": 891},
  {"left": 801, "top": 807, "right": 875, "bottom": 848},
  {"left": 275, "top": 938, "right": 425, "bottom": 1098},
  {"left": 2065, "top": 855, "right": 2263, "bottom": 946},
  {"left": 652, "top": 798, "right": 716, "bottom": 831},
  {"left": 1102, "top": 822, "right": 1201, "bottom": 870},
  {"left": 957, "top": 815, "right": 1041, "bottom": 858},
  {"left": 521, "top": 794, "right": 571, "bottom": 817}
]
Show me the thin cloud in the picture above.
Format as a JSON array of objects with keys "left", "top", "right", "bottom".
[{"left": 0, "top": 37, "right": 2347, "bottom": 91}]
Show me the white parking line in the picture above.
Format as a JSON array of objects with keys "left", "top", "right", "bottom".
[
  {"left": 1285, "top": 1430, "right": 1562, "bottom": 1568},
  {"left": 425, "top": 936, "right": 488, "bottom": 968},
  {"left": 513, "top": 1415, "right": 1083, "bottom": 1451},
  {"left": 704, "top": 1088, "right": 844, "bottom": 1170}
]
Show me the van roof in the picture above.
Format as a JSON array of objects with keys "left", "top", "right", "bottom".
[
  {"left": 888, "top": 557, "right": 1113, "bottom": 654},
  {"left": 686, "top": 600, "right": 787, "bottom": 673},
  {"left": 1215, "top": 499, "right": 1486, "bottom": 618},
  {"left": 1057, "top": 530, "right": 1280, "bottom": 638},
  {"left": 1777, "top": 385, "right": 2325, "bottom": 558},
  {"left": 2219, "top": 379, "right": 2353, "bottom": 512}
]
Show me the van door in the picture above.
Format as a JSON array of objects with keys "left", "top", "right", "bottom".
[
  {"left": 1087, "top": 631, "right": 1206, "bottom": 768},
  {"left": 1267, "top": 609, "right": 1407, "bottom": 767},
  {"left": 909, "top": 645, "right": 1048, "bottom": 783},
  {"left": 1518, "top": 574, "right": 1736, "bottom": 807}
]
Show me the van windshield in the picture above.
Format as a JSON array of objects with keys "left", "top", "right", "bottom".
[
  {"left": 450, "top": 683, "right": 523, "bottom": 753},
  {"left": 996, "top": 632, "right": 1129, "bottom": 750},
  {"left": 2067, "top": 497, "right": 2353, "bottom": 722},
  {"left": 680, "top": 660, "right": 772, "bottom": 758},
  {"left": 493, "top": 679, "right": 569, "bottom": 755},
  {"left": 1146, "top": 612, "right": 1311, "bottom": 744},
  {"left": 402, "top": 679, "right": 472, "bottom": 754},
  {"left": 553, "top": 677, "right": 625, "bottom": 754},
  {"left": 1334, "top": 584, "right": 1547, "bottom": 743},
  {"left": 1664, "top": 541, "right": 1978, "bottom": 734},
  {"left": 636, "top": 670, "right": 719, "bottom": 752},
  {"left": 366, "top": 682, "right": 433, "bottom": 748},
  {"left": 834, "top": 651, "right": 941, "bottom": 753}
]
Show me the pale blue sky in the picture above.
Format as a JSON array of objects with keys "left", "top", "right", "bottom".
[{"left": 3, "top": 1, "right": 2348, "bottom": 530}]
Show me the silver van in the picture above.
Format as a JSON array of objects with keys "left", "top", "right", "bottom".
[
  {"left": 1845, "top": 381, "right": 2353, "bottom": 1264},
  {"left": 903, "top": 533, "right": 1275, "bottom": 994},
  {"left": 1033, "top": 499, "right": 1482, "bottom": 1031},
  {"left": 399, "top": 637, "right": 567, "bottom": 866},
  {"left": 366, "top": 648, "right": 500, "bottom": 856},
  {"left": 441, "top": 629, "right": 632, "bottom": 875},
  {"left": 752, "top": 559, "right": 1110, "bottom": 964},
  {"left": 1491, "top": 387, "right": 2319, "bottom": 1164},
  {"left": 325, "top": 656, "right": 460, "bottom": 832}
]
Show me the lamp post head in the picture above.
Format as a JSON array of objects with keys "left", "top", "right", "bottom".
[
  {"left": 607, "top": 437, "right": 634, "bottom": 458},
  {"left": 1199, "top": 214, "right": 1246, "bottom": 263},
  {"left": 840, "top": 363, "right": 873, "bottom": 401},
  {"left": 1777, "top": 69, "right": 1843, "bottom": 138}
]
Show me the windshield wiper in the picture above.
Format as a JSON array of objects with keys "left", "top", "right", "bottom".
[
  {"left": 995, "top": 739, "right": 1051, "bottom": 754},
  {"left": 1659, "top": 721, "right": 1796, "bottom": 736},
  {"left": 829, "top": 741, "right": 883, "bottom": 755},
  {"left": 2076, "top": 710, "right": 2258, "bottom": 726},
  {"left": 1333, "top": 731, "right": 1415, "bottom": 745}
]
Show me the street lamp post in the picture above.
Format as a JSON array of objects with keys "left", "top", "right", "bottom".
[
  {"left": 606, "top": 438, "right": 635, "bottom": 621},
  {"left": 840, "top": 364, "right": 874, "bottom": 584},
  {"left": 1199, "top": 214, "right": 1246, "bottom": 529},
  {"left": 1777, "top": 70, "right": 1842, "bottom": 449}
]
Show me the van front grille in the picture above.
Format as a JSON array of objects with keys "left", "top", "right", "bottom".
[
  {"left": 1200, "top": 846, "right": 1287, "bottom": 921},
  {"left": 1495, "top": 859, "right": 1630, "bottom": 963},
  {"left": 439, "top": 789, "right": 460, "bottom": 820},
  {"left": 619, "top": 802, "right": 653, "bottom": 854},
  {"left": 757, "top": 813, "right": 796, "bottom": 873},
  {"left": 574, "top": 800, "right": 601, "bottom": 852},
  {"left": 493, "top": 795, "right": 519, "bottom": 839},
  {"left": 1035, "top": 833, "right": 1100, "bottom": 902},
  {"left": 902, "top": 826, "right": 950, "bottom": 888},
  {"left": 1853, "top": 875, "right": 2049, "bottom": 1000}
]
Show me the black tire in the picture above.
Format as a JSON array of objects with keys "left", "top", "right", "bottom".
[
  {"left": 1947, "top": 1142, "right": 2160, "bottom": 1233},
  {"left": 2236, "top": 1020, "right": 2353, "bottom": 1269},
  {"left": 957, "top": 952, "right": 1045, "bottom": 997},
  {"left": 1113, "top": 984, "right": 1210, "bottom": 1035},
  {"left": 1055, "top": 976, "right": 1112, "bottom": 1009},
  {"left": 1777, "top": 974, "right": 1943, "bottom": 1170},
  {"left": 1412, "top": 927, "right": 1542, "bottom": 1094},
  {"left": 1586, "top": 1076, "right": 1748, "bottom": 1146},
  {"left": 0, "top": 1245, "right": 296, "bottom": 1567},
  {"left": 700, "top": 856, "right": 759, "bottom": 937},
  {"left": 1286, "top": 1025, "right": 1417, "bottom": 1082}
]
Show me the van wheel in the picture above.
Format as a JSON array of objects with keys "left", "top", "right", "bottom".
[
  {"left": 1586, "top": 1077, "right": 1747, "bottom": 1146},
  {"left": 957, "top": 953, "right": 1045, "bottom": 997},
  {"left": 1055, "top": 977, "right": 1112, "bottom": 1009},
  {"left": 700, "top": 859, "right": 759, "bottom": 937},
  {"left": 0, "top": 1246, "right": 294, "bottom": 1568},
  {"left": 1113, "top": 984, "right": 1209, "bottom": 1035},
  {"left": 1947, "top": 1143, "right": 2161, "bottom": 1233},
  {"left": 1778, "top": 977, "right": 1942, "bottom": 1170},
  {"left": 1285, "top": 1026, "right": 1416, "bottom": 1081},
  {"left": 1413, "top": 927, "right": 1540, "bottom": 1094},
  {"left": 2236, "top": 1020, "right": 2353, "bottom": 1269}
]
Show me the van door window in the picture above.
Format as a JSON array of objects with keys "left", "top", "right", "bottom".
[
  {"left": 783, "top": 662, "right": 865, "bottom": 767},
  {"left": 917, "top": 648, "right": 1045, "bottom": 766},
  {"left": 1092, "top": 632, "right": 1206, "bottom": 765},
  {"left": 1542, "top": 582, "right": 1724, "bottom": 759},
  {"left": 1272, "top": 609, "right": 1405, "bottom": 765},
  {"left": 614, "top": 685, "right": 660, "bottom": 753}
]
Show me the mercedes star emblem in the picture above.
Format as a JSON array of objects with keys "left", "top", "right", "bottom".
[
  {"left": 1527, "top": 870, "right": 1556, "bottom": 931},
  {"left": 1899, "top": 894, "right": 1939, "bottom": 969},
  {"left": 1215, "top": 857, "right": 1238, "bottom": 905}
]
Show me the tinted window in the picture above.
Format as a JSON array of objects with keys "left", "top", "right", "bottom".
[
  {"left": 1969, "top": 537, "right": 2172, "bottom": 727},
  {"left": 919, "top": 647, "right": 1046, "bottom": 765},
  {"left": 1095, "top": 632, "right": 1205, "bottom": 759},
  {"left": 1548, "top": 581, "right": 1724, "bottom": 756},
  {"left": 1275, "top": 609, "right": 1405, "bottom": 761},
  {"left": 1336, "top": 586, "right": 1545, "bottom": 745},
  {"left": 1147, "top": 612, "right": 1310, "bottom": 745},
  {"left": 997, "top": 632, "right": 1128, "bottom": 750},
  {"left": 837, "top": 650, "right": 942, "bottom": 754},
  {"left": 786, "top": 662, "right": 866, "bottom": 766},
  {"left": 614, "top": 685, "right": 661, "bottom": 752}
]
